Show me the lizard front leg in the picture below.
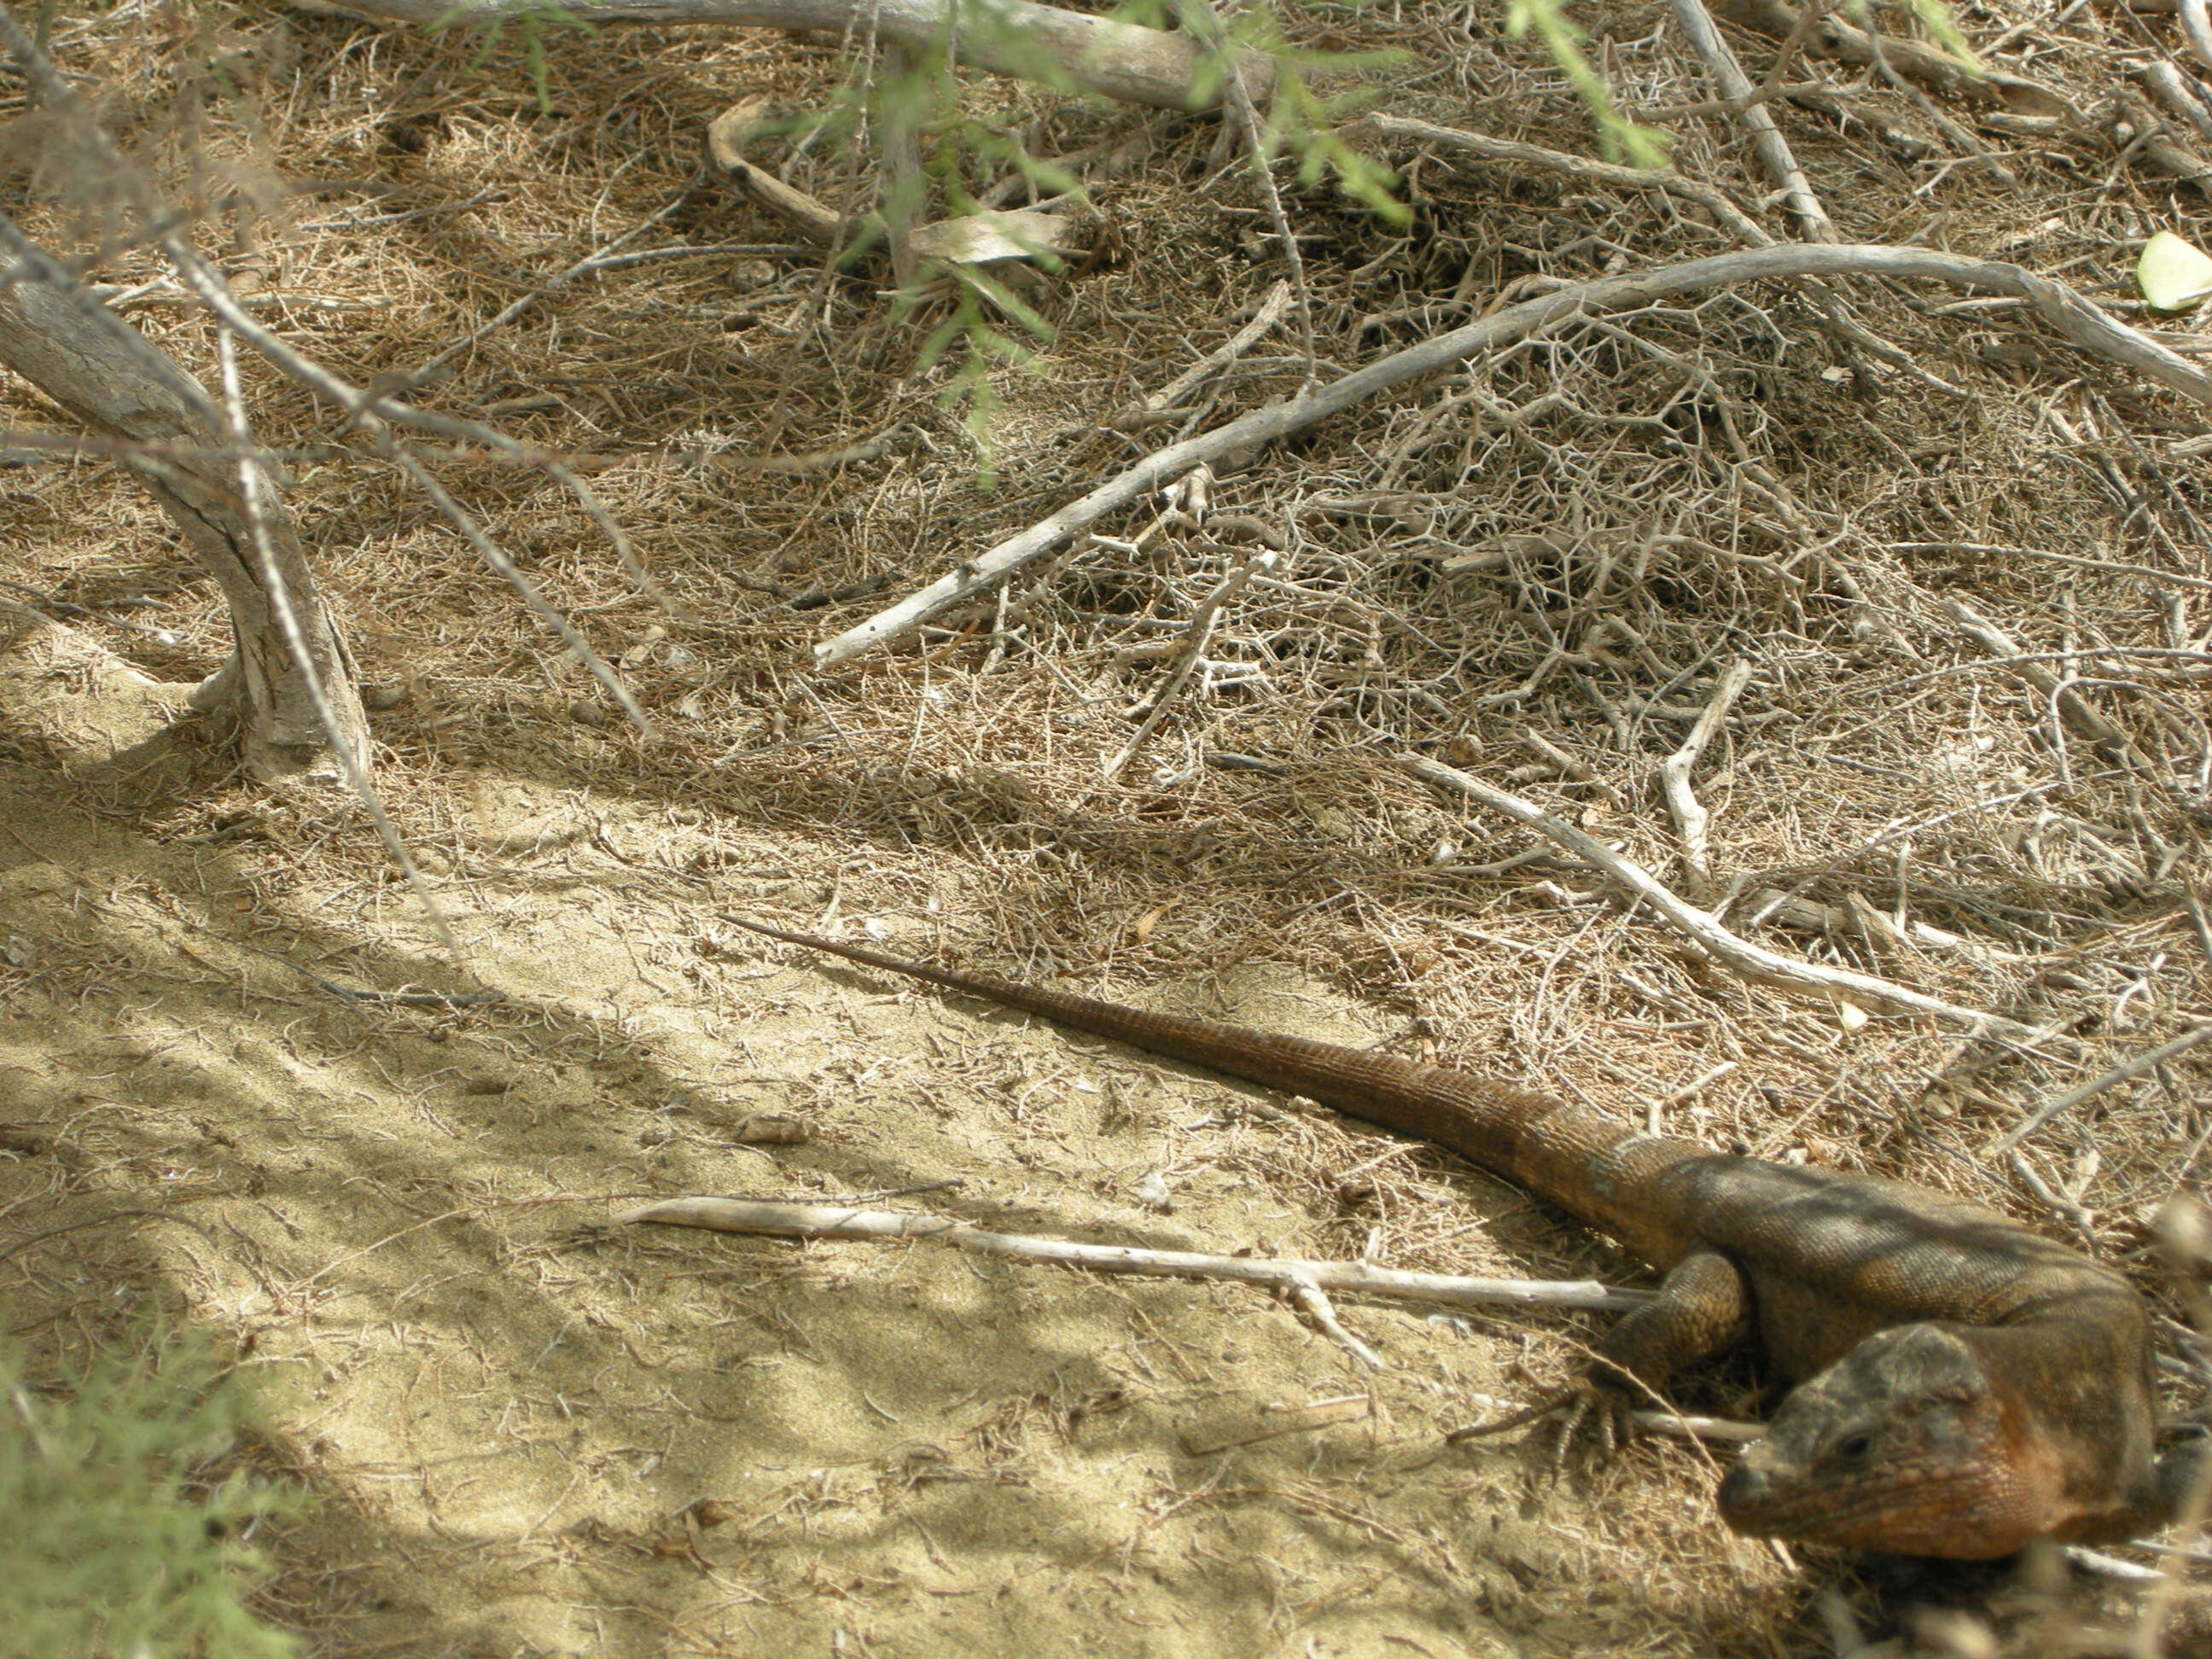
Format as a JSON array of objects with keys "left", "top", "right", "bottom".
[
  {"left": 1569, "top": 1243, "right": 1753, "bottom": 1450},
  {"left": 1598, "top": 1244, "right": 1754, "bottom": 1393}
]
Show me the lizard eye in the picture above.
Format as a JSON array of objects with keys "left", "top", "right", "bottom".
[{"left": 1830, "top": 1431, "right": 1875, "bottom": 1466}]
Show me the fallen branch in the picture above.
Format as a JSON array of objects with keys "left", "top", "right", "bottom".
[
  {"left": 2183, "top": 0, "right": 2212, "bottom": 74},
  {"left": 1353, "top": 115, "right": 1772, "bottom": 247},
  {"left": 1400, "top": 754, "right": 2046, "bottom": 1040},
  {"left": 616, "top": 1196, "right": 1651, "bottom": 1318},
  {"left": 1668, "top": 0, "right": 1834, "bottom": 240},
  {"left": 1708, "top": 0, "right": 2075, "bottom": 117},
  {"left": 816, "top": 243, "right": 2212, "bottom": 666},
  {"left": 2137, "top": 61, "right": 2212, "bottom": 152},
  {"left": 289, "top": 0, "right": 1266, "bottom": 113},
  {"left": 1990, "top": 1024, "right": 2212, "bottom": 1153}
]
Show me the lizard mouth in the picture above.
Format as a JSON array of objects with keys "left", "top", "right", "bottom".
[{"left": 1721, "top": 1461, "right": 2035, "bottom": 1558}]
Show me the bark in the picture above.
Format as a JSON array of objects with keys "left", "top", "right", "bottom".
[{"left": 0, "top": 218, "right": 367, "bottom": 784}]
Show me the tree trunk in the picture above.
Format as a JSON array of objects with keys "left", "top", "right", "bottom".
[{"left": 0, "top": 217, "right": 366, "bottom": 786}]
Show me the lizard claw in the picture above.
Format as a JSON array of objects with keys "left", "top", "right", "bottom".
[{"left": 1545, "top": 1381, "right": 1640, "bottom": 1466}]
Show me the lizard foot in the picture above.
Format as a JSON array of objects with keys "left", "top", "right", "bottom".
[{"left": 1446, "top": 1380, "right": 1639, "bottom": 1466}]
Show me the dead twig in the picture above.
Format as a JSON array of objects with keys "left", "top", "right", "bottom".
[
  {"left": 2184, "top": 0, "right": 2212, "bottom": 74},
  {"left": 1126, "top": 279, "right": 1295, "bottom": 419},
  {"left": 288, "top": 0, "right": 1270, "bottom": 112},
  {"left": 1659, "top": 661, "right": 1753, "bottom": 903},
  {"left": 1354, "top": 115, "right": 1772, "bottom": 248},
  {"left": 1102, "top": 539, "right": 1278, "bottom": 780},
  {"left": 1668, "top": 0, "right": 1835, "bottom": 240},
  {"left": 1990, "top": 1024, "right": 2212, "bottom": 1153},
  {"left": 1400, "top": 753, "right": 2046, "bottom": 1039}
]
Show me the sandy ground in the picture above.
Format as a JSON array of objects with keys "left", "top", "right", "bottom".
[{"left": 0, "top": 626, "right": 1790, "bottom": 1656}]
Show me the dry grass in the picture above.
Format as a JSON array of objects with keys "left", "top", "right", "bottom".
[{"left": 2, "top": 0, "right": 2211, "bottom": 1652}]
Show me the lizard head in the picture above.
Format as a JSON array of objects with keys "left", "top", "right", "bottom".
[{"left": 1716, "top": 1324, "right": 2061, "bottom": 1558}]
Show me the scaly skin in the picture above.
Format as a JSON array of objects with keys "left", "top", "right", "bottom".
[{"left": 725, "top": 916, "right": 2170, "bottom": 1558}]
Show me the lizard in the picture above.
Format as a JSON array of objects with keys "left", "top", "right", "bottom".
[{"left": 720, "top": 913, "right": 2175, "bottom": 1559}]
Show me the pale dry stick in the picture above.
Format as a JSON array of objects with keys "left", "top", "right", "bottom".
[
  {"left": 615, "top": 1196, "right": 1652, "bottom": 1313},
  {"left": 1102, "top": 544, "right": 1277, "bottom": 779},
  {"left": 1661, "top": 0, "right": 1949, "bottom": 384},
  {"left": 1946, "top": 599, "right": 2143, "bottom": 765},
  {"left": 2072, "top": 1546, "right": 2167, "bottom": 1583},
  {"left": 1139, "top": 279, "right": 1294, "bottom": 415},
  {"left": 290, "top": 0, "right": 1267, "bottom": 112},
  {"left": 1706, "top": 0, "right": 2071, "bottom": 115},
  {"left": 1284, "top": 1274, "right": 1382, "bottom": 1369},
  {"left": 1183, "top": 0, "right": 1317, "bottom": 381},
  {"left": 2184, "top": 0, "right": 2212, "bottom": 73},
  {"left": 1650, "top": 1061, "right": 1739, "bottom": 1134},
  {"left": 212, "top": 330, "right": 455, "bottom": 954},
  {"left": 2139, "top": 60, "right": 2212, "bottom": 152},
  {"left": 1659, "top": 660, "right": 1753, "bottom": 904},
  {"left": 90, "top": 284, "right": 378, "bottom": 312},
  {"left": 1668, "top": 0, "right": 1836, "bottom": 240},
  {"left": 814, "top": 243, "right": 2212, "bottom": 667},
  {"left": 1989, "top": 1023, "right": 2212, "bottom": 1155},
  {"left": 1749, "top": 888, "right": 2035, "bottom": 967},
  {"left": 1400, "top": 753, "right": 2046, "bottom": 1039},
  {"left": 1355, "top": 115, "right": 1772, "bottom": 248}
]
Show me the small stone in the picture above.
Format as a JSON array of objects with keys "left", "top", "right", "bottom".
[
  {"left": 364, "top": 684, "right": 409, "bottom": 710},
  {"left": 568, "top": 699, "right": 608, "bottom": 728}
]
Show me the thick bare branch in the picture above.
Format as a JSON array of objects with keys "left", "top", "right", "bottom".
[
  {"left": 289, "top": 0, "right": 1265, "bottom": 112},
  {"left": 0, "top": 218, "right": 365, "bottom": 784}
]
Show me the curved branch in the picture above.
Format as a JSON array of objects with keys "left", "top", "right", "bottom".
[{"left": 817, "top": 243, "right": 2212, "bottom": 666}]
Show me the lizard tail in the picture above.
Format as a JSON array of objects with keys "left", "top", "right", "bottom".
[{"left": 721, "top": 915, "right": 1696, "bottom": 1262}]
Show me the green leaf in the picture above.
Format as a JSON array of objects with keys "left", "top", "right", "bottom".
[{"left": 2139, "top": 230, "right": 2212, "bottom": 311}]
